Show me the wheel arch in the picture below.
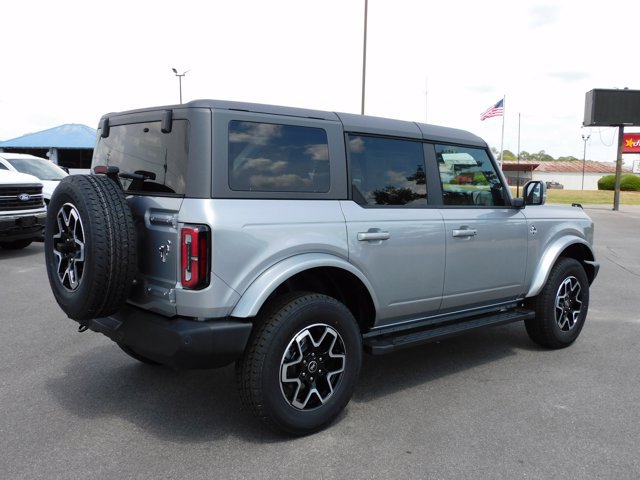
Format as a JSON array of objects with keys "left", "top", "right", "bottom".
[
  {"left": 526, "top": 236, "right": 597, "bottom": 298},
  {"left": 230, "top": 253, "right": 378, "bottom": 332}
]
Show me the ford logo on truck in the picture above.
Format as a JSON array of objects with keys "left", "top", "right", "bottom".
[{"left": 17, "top": 193, "right": 31, "bottom": 201}]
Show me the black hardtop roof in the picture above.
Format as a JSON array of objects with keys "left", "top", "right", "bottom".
[{"left": 101, "top": 99, "right": 486, "bottom": 147}]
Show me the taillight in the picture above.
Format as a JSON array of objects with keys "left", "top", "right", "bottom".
[{"left": 181, "top": 225, "right": 210, "bottom": 290}]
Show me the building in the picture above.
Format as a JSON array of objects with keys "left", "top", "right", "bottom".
[
  {"left": 0, "top": 124, "right": 96, "bottom": 172},
  {"left": 502, "top": 160, "right": 634, "bottom": 190}
]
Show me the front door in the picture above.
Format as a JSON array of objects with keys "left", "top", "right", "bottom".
[{"left": 434, "top": 144, "right": 528, "bottom": 311}]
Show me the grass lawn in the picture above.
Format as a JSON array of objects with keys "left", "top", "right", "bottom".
[{"left": 511, "top": 188, "right": 640, "bottom": 205}]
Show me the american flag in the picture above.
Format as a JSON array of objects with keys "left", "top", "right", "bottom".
[{"left": 480, "top": 99, "right": 504, "bottom": 121}]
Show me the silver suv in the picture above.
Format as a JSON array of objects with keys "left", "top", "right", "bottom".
[{"left": 44, "top": 100, "right": 599, "bottom": 435}]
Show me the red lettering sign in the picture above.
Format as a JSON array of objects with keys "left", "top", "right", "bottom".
[{"left": 623, "top": 133, "right": 640, "bottom": 153}]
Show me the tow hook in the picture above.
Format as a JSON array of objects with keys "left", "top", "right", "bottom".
[{"left": 78, "top": 324, "right": 89, "bottom": 333}]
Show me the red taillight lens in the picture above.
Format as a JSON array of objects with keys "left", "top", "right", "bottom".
[{"left": 181, "top": 225, "right": 210, "bottom": 290}]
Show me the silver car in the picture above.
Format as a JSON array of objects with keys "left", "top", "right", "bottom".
[{"left": 44, "top": 100, "right": 598, "bottom": 435}]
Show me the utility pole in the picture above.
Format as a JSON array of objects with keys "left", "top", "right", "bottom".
[
  {"left": 581, "top": 133, "right": 590, "bottom": 190},
  {"left": 361, "top": 0, "right": 368, "bottom": 115}
]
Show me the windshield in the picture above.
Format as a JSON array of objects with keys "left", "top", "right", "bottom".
[{"left": 5, "top": 157, "right": 67, "bottom": 180}]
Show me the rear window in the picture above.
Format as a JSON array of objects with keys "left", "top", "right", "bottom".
[
  {"left": 228, "top": 120, "right": 330, "bottom": 193},
  {"left": 92, "top": 120, "right": 189, "bottom": 195}
]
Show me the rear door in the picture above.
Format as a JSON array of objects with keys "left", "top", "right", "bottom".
[
  {"left": 433, "top": 144, "right": 528, "bottom": 311},
  {"left": 341, "top": 134, "right": 445, "bottom": 327},
  {"left": 92, "top": 115, "right": 193, "bottom": 315}
]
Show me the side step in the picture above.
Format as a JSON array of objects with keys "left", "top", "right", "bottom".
[{"left": 363, "top": 309, "right": 535, "bottom": 355}]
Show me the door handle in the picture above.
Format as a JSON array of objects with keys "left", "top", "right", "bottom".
[
  {"left": 452, "top": 229, "right": 477, "bottom": 238},
  {"left": 357, "top": 231, "right": 391, "bottom": 241}
]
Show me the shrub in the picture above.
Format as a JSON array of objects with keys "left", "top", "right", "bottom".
[{"left": 598, "top": 174, "right": 640, "bottom": 191}]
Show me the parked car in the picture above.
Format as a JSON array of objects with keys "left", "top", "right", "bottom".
[
  {"left": 44, "top": 100, "right": 598, "bottom": 435},
  {"left": 0, "top": 169, "right": 46, "bottom": 249},
  {"left": 546, "top": 181, "right": 564, "bottom": 189},
  {"left": 0, "top": 153, "right": 68, "bottom": 204}
]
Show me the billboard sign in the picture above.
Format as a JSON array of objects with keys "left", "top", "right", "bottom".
[{"left": 623, "top": 133, "right": 640, "bottom": 153}]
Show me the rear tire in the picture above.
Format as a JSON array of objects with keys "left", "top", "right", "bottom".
[
  {"left": 525, "top": 257, "right": 589, "bottom": 349},
  {"left": 44, "top": 175, "right": 137, "bottom": 321},
  {"left": 236, "top": 292, "right": 362, "bottom": 435}
]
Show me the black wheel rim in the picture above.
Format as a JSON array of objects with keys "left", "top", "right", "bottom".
[
  {"left": 52, "top": 202, "right": 86, "bottom": 291},
  {"left": 554, "top": 276, "right": 583, "bottom": 331},
  {"left": 279, "top": 323, "right": 346, "bottom": 411}
]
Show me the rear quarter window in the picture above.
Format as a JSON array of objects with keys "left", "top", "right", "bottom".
[{"left": 228, "top": 121, "right": 330, "bottom": 193}]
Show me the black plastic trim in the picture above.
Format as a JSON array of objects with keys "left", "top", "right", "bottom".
[{"left": 85, "top": 304, "right": 252, "bottom": 369}]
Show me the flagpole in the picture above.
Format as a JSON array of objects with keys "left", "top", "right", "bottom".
[{"left": 499, "top": 95, "right": 506, "bottom": 167}]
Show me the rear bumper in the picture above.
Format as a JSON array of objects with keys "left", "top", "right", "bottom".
[{"left": 86, "top": 304, "right": 252, "bottom": 369}]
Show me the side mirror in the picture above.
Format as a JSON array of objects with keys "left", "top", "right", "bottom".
[{"left": 522, "top": 180, "right": 547, "bottom": 206}]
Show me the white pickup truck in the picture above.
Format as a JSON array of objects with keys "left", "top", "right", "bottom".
[{"left": 0, "top": 170, "right": 46, "bottom": 249}]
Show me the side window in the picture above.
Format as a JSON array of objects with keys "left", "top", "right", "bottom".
[
  {"left": 348, "top": 135, "right": 427, "bottom": 207},
  {"left": 436, "top": 145, "right": 506, "bottom": 206},
  {"left": 228, "top": 121, "right": 330, "bottom": 193}
]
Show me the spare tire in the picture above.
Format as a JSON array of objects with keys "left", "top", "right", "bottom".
[{"left": 45, "top": 175, "right": 137, "bottom": 321}]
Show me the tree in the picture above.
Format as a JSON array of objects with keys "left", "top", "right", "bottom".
[{"left": 501, "top": 150, "right": 516, "bottom": 161}]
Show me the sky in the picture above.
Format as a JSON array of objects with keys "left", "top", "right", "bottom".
[{"left": 1, "top": 0, "right": 639, "bottom": 164}]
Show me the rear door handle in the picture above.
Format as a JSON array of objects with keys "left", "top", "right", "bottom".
[
  {"left": 357, "top": 231, "right": 391, "bottom": 241},
  {"left": 452, "top": 229, "right": 477, "bottom": 238}
]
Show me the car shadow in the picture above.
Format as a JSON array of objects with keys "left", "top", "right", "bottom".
[
  {"left": 0, "top": 241, "right": 44, "bottom": 259},
  {"left": 46, "top": 324, "right": 535, "bottom": 443},
  {"left": 353, "top": 323, "right": 535, "bottom": 403}
]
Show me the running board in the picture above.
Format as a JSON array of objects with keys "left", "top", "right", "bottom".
[{"left": 363, "top": 309, "right": 535, "bottom": 355}]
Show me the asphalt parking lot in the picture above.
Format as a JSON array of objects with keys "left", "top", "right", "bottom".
[{"left": 1, "top": 205, "right": 639, "bottom": 480}]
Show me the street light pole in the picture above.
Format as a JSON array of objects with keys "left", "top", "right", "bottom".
[
  {"left": 361, "top": 0, "right": 368, "bottom": 115},
  {"left": 171, "top": 68, "right": 189, "bottom": 104},
  {"left": 581, "top": 133, "right": 590, "bottom": 190}
]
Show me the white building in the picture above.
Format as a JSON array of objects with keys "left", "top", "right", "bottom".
[{"left": 502, "top": 160, "right": 635, "bottom": 190}]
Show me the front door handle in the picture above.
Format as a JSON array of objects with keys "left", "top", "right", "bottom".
[
  {"left": 357, "top": 231, "right": 391, "bottom": 241},
  {"left": 452, "top": 229, "right": 477, "bottom": 238}
]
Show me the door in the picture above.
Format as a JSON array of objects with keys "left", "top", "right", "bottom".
[
  {"left": 434, "top": 144, "right": 528, "bottom": 311},
  {"left": 341, "top": 135, "right": 446, "bottom": 327}
]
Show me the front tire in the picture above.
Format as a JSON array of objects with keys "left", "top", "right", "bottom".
[
  {"left": 236, "top": 292, "right": 362, "bottom": 435},
  {"left": 525, "top": 257, "right": 590, "bottom": 349}
]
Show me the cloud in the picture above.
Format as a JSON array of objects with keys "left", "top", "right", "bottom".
[
  {"left": 547, "top": 71, "right": 591, "bottom": 82},
  {"left": 239, "top": 157, "right": 287, "bottom": 173},
  {"left": 529, "top": 4, "right": 559, "bottom": 28},
  {"left": 229, "top": 122, "right": 283, "bottom": 145},
  {"left": 304, "top": 143, "right": 329, "bottom": 161},
  {"left": 349, "top": 136, "right": 365, "bottom": 153}
]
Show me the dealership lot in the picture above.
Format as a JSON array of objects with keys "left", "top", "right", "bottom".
[{"left": 1, "top": 206, "right": 639, "bottom": 479}]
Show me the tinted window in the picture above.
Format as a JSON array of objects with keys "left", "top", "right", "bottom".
[
  {"left": 436, "top": 145, "right": 505, "bottom": 206},
  {"left": 348, "top": 135, "right": 427, "bottom": 206},
  {"left": 93, "top": 120, "right": 189, "bottom": 195},
  {"left": 228, "top": 121, "right": 330, "bottom": 193}
]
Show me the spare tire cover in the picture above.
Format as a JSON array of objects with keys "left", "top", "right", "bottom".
[{"left": 45, "top": 174, "right": 137, "bottom": 321}]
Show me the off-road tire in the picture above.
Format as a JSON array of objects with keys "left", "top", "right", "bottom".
[
  {"left": 525, "top": 257, "right": 589, "bottom": 349},
  {"left": 45, "top": 175, "right": 137, "bottom": 321},
  {"left": 236, "top": 292, "right": 362, "bottom": 436}
]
